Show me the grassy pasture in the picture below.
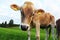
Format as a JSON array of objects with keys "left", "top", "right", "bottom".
[{"left": 0, "top": 27, "right": 56, "bottom": 40}]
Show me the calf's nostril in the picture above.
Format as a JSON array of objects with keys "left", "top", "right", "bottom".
[{"left": 21, "top": 25, "right": 28, "bottom": 31}]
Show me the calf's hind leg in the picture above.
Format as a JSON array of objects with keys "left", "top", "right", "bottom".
[
  {"left": 51, "top": 23, "right": 55, "bottom": 40},
  {"left": 45, "top": 28, "right": 49, "bottom": 40}
]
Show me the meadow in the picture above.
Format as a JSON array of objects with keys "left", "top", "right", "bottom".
[{"left": 0, "top": 27, "right": 56, "bottom": 40}]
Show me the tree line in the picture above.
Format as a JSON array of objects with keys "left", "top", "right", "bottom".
[{"left": 0, "top": 19, "right": 19, "bottom": 28}]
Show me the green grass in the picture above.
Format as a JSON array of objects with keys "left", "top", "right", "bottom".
[{"left": 0, "top": 27, "right": 56, "bottom": 40}]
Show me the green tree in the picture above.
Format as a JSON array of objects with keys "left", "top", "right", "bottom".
[
  {"left": 4, "top": 21, "right": 7, "bottom": 27},
  {"left": 8, "top": 19, "right": 14, "bottom": 27},
  {"left": 1, "top": 22, "right": 5, "bottom": 27}
]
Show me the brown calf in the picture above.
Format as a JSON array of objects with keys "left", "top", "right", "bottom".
[{"left": 10, "top": 1, "right": 56, "bottom": 40}]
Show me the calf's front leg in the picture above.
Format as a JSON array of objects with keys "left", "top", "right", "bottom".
[
  {"left": 36, "top": 23, "right": 40, "bottom": 40},
  {"left": 28, "top": 26, "right": 31, "bottom": 40}
]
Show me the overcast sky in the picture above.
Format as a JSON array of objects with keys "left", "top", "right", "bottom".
[{"left": 0, "top": 0, "right": 60, "bottom": 24}]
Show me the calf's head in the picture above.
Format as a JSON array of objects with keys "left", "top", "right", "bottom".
[{"left": 10, "top": 1, "right": 34, "bottom": 31}]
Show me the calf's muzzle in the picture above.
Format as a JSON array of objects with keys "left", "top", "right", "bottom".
[{"left": 21, "top": 24, "right": 29, "bottom": 31}]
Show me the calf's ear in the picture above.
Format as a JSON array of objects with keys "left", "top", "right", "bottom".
[{"left": 10, "top": 4, "right": 21, "bottom": 11}]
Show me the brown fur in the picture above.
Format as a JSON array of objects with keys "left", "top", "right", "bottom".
[
  {"left": 21, "top": 2, "right": 34, "bottom": 25},
  {"left": 33, "top": 9, "right": 55, "bottom": 26},
  {"left": 24, "top": 1, "right": 33, "bottom": 5}
]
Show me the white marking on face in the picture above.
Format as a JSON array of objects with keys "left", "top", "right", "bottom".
[{"left": 21, "top": 23, "right": 30, "bottom": 27}]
